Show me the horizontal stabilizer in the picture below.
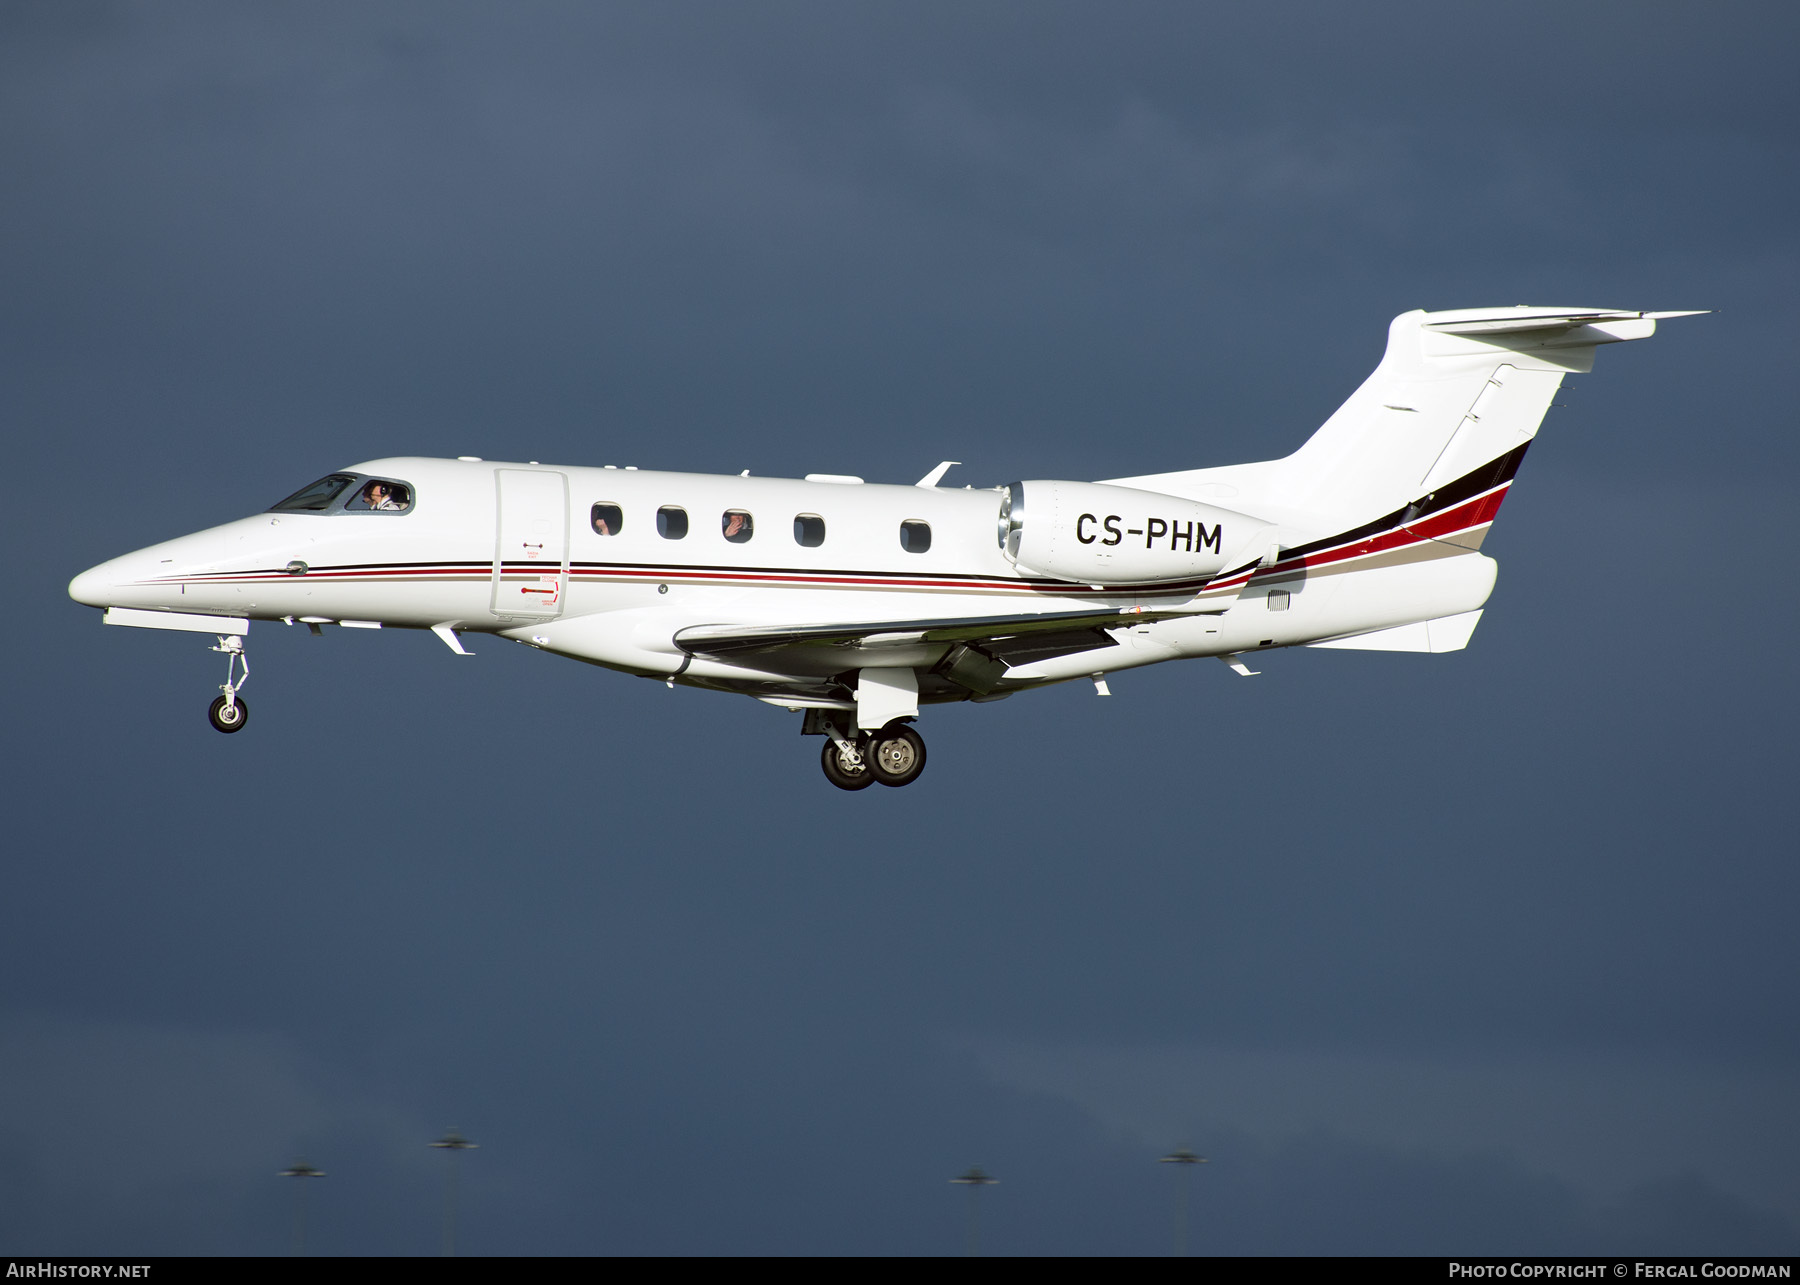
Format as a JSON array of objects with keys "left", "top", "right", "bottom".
[
  {"left": 1305, "top": 609, "right": 1483, "bottom": 654},
  {"left": 1423, "top": 308, "right": 1707, "bottom": 337}
]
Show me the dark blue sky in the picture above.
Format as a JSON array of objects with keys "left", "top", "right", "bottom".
[{"left": 3, "top": 1, "right": 1796, "bottom": 1255}]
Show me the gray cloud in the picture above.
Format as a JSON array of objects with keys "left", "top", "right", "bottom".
[
  {"left": 970, "top": 1035, "right": 1800, "bottom": 1223},
  {"left": 3, "top": 0, "right": 1796, "bottom": 1253}
]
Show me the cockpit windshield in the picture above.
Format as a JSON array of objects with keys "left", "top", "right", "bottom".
[
  {"left": 268, "top": 473, "right": 414, "bottom": 515},
  {"left": 270, "top": 474, "right": 357, "bottom": 512}
]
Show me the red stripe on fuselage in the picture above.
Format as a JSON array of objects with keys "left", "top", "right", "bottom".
[
  {"left": 1204, "top": 481, "right": 1512, "bottom": 591},
  {"left": 127, "top": 484, "right": 1510, "bottom": 600}
]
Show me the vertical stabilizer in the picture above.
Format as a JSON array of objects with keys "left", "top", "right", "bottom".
[
  {"left": 1275, "top": 307, "right": 1695, "bottom": 528},
  {"left": 1107, "top": 307, "right": 1702, "bottom": 542}
]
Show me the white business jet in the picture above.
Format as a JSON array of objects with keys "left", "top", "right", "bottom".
[{"left": 70, "top": 306, "right": 1698, "bottom": 789}]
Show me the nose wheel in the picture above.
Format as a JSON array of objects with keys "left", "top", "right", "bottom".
[
  {"left": 208, "top": 694, "right": 249, "bottom": 733},
  {"left": 207, "top": 635, "right": 250, "bottom": 734}
]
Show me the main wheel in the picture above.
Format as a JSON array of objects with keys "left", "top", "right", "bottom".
[
  {"left": 869, "top": 723, "right": 926, "bottom": 787},
  {"left": 820, "top": 736, "right": 874, "bottom": 790},
  {"left": 208, "top": 695, "right": 249, "bottom": 734}
]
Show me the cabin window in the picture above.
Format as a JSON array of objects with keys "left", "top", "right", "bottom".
[
  {"left": 270, "top": 474, "right": 357, "bottom": 513},
  {"left": 344, "top": 478, "right": 413, "bottom": 513},
  {"left": 722, "top": 510, "right": 754, "bottom": 543},
  {"left": 591, "top": 503, "right": 623, "bottom": 536},
  {"left": 900, "top": 520, "right": 931, "bottom": 553},
  {"left": 793, "top": 514, "right": 825, "bottom": 547},
  {"left": 657, "top": 506, "right": 688, "bottom": 539}
]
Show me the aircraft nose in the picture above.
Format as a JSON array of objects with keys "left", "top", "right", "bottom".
[{"left": 69, "top": 561, "right": 118, "bottom": 608}]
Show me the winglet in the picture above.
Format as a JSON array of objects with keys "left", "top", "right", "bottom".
[{"left": 916, "top": 461, "right": 960, "bottom": 488}]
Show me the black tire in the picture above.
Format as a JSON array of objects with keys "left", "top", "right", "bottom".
[
  {"left": 869, "top": 723, "right": 926, "bottom": 788},
  {"left": 820, "top": 736, "right": 875, "bottom": 791},
  {"left": 208, "top": 695, "right": 249, "bottom": 734}
]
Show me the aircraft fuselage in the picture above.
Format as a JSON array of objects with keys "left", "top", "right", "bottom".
[{"left": 71, "top": 306, "right": 1699, "bottom": 787}]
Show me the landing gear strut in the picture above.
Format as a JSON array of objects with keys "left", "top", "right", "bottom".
[
  {"left": 821, "top": 734, "right": 874, "bottom": 790},
  {"left": 207, "top": 635, "right": 250, "bottom": 734},
  {"left": 816, "top": 718, "right": 927, "bottom": 790}
]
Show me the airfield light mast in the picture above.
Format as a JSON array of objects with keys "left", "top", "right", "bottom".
[
  {"left": 1158, "top": 1148, "right": 1208, "bottom": 1256},
  {"left": 277, "top": 1160, "right": 325, "bottom": 1257},
  {"left": 430, "top": 1129, "right": 479, "bottom": 1257},
  {"left": 949, "top": 1165, "right": 998, "bottom": 1256}
]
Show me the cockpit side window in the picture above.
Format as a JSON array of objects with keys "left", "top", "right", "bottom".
[
  {"left": 269, "top": 474, "right": 357, "bottom": 512},
  {"left": 345, "top": 479, "right": 414, "bottom": 513}
]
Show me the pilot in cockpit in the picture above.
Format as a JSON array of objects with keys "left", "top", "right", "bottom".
[{"left": 357, "top": 481, "right": 410, "bottom": 511}]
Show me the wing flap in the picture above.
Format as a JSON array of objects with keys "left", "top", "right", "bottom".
[{"left": 674, "top": 607, "right": 1172, "bottom": 660}]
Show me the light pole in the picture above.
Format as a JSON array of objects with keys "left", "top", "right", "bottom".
[
  {"left": 949, "top": 1166, "right": 997, "bottom": 1256},
  {"left": 430, "top": 1129, "right": 478, "bottom": 1257},
  {"left": 1158, "top": 1148, "right": 1207, "bottom": 1257},
  {"left": 278, "top": 1161, "right": 325, "bottom": 1257}
]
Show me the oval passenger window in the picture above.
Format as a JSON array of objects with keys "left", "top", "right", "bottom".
[
  {"left": 657, "top": 506, "right": 688, "bottom": 540},
  {"left": 592, "top": 503, "right": 623, "bottom": 536},
  {"left": 900, "top": 520, "right": 931, "bottom": 553},
  {"left": 793, "top": 514, "right": 825, "bottom": 547},
  {"left": 722, "top": 510, "right": 754, "bottom": 543}
]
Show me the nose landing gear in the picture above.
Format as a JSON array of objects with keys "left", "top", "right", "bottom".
[
  {"left": 206, "top": 635, "right": 250, "bottom": 734},
  {"left": 208, "top": 694, "right": 248, "bottom": 732}
]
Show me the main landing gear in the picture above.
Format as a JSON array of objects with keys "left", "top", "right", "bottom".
[
  {"left": 206, "top": 635, "right": 249, "bottom": 734},
  {"left": 819, "top": 721, "right": 927, "bottom": 791}
]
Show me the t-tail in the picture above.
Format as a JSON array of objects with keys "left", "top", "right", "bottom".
[
  {"left": 1109, "top": 306, "right": 1705, "bottom": 649},
  {"left": 1274, "top": 306, "right": 1706, "bottom": 538}
]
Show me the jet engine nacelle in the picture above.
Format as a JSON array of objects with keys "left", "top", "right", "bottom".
[{"left": 998, "top": 480, "right": 1275, "bottom": 584}]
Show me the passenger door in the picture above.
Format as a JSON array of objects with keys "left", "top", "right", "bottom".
[{"left": 491, "top": 469, "right": 569, "bottom": 621}]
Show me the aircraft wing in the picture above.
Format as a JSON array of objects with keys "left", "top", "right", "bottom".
[{"left": 674, "top": 607, "right": 1183, "bottom": 669}]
